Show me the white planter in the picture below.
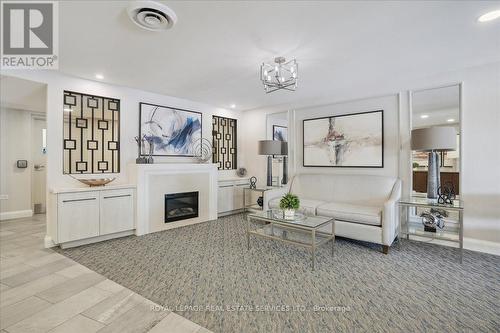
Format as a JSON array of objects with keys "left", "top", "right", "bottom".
[{"left": 284, "top": 209, "right": 295, "bottom": 220}]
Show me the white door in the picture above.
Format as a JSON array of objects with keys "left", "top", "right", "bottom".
[{"left": 31, "top": 117, "right": 47, "bottom": 214}]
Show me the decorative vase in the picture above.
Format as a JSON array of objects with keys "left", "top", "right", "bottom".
[
  {"left": 147, "top": 140, "right": 154, "bottom": 164},
  {"left": 284, "top": 209, "right": 295, "bottom": 220}
]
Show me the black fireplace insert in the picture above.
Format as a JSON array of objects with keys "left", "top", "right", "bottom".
[{"left": 164, "top": 191, "right": 199, "bottom": 223}]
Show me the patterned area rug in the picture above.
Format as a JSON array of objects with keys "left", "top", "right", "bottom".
[{"left": 57, "top": 214, "right": 500, "bottom": 333}]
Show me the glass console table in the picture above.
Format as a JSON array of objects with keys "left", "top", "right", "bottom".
[
  {"left": 243, "top": 186, "right": 282, "bottom": 212},
  {"left": 398, "top": 197, "right": 464, "bottom": 263}
]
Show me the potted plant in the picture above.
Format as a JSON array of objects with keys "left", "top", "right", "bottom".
[{"left": 279, "top": 193, "right": 300, "bottom": 220}]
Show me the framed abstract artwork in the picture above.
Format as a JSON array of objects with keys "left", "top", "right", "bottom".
[
  {"left": 273, "top": 125, "right": 288, "bottom": 142},
  {"left": 139, "top": 102, "right": 202, "bottom": 156},
  {"left": 303, "top": 110, "right": 383, "bottom": 168}
]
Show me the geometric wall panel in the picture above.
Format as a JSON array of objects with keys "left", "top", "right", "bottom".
[
  {"left": 212, "top": 115, "right": 237, "bottom": 170},
  {"left": 63, "top": 90, "right": 120, "bottom": 174}
]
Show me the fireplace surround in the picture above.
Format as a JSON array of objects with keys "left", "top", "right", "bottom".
[{"left": 165, "top": 191, "right": 199, "bottom": 223}]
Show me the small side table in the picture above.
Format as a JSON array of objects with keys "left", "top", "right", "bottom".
[
  {"left": 243, "top": 186, "right": 280, "bottom": 212},
  {"left": 398, "top": 197, "right": 464, "bottom": 263}
]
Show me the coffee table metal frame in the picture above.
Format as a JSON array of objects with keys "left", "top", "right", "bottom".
[{"left": 246, "top": 212, "right": 335, "bottom": 270}]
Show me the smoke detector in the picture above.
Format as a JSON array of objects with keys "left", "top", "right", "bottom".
[{"left": 127, "top": 1, "right": 177, "bottom": 31}]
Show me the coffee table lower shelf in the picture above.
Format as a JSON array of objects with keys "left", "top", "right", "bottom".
[{"left": 246, "top": 213, "right": 335, "bottom": 270}]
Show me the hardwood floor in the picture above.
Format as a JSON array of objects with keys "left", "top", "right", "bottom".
[{"left": 0, "top": 214, "right": 211, "bottom": 333}]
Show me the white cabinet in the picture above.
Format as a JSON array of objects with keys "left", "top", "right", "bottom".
[
  {"left": 218, "top": 184, "right": 234, "bottom": 214},
  {"left": 58, "top": 192, "right": 100, "bottom": 243},
  {"left": 100, "top": 189, "right": 134, "bottom": 235},
  {"left": 53, "top": 186, "right": 135, "bottom": 246},
  {"left": 217, "top": 179, "right": 248, "bottom": 215}
]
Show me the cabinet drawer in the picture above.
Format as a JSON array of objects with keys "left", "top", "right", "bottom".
[
  {"left": 100, "top": 189, "right": 134, "bottom": 235},
  {"left": 58, "top": 192, "right": 99, "bottom": 243}
]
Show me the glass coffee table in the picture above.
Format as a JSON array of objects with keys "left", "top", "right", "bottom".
[{"left": 246, "top": 210, "right": 335, "bottom": 270}]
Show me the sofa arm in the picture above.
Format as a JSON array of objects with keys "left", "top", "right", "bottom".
[
  {"left": 382, "top": 179, "right": 402, "bottom": 246},
  {"left": 263, "top": 187, "right": 289, "bottom": 211}
]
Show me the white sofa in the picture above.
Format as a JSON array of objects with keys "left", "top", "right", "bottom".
[{"left": 263, "top": 173, "right": 402, "bottom": 253}]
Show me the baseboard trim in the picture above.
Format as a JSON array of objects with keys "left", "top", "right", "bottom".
[
  {"left": 464, "top": 238, "right": 500, "bottom": 256},
  {"left": 59, "top": 230, "right": 135, "bottom": 249},
  {"left": 218, "top": 209, "right": 245, "bottom": 217},
  {"left": 44, "top": 235, "right": 56, "bottom": 248},
  {"left": 0, "top": 209, "right": 33, "bottom": 221}
]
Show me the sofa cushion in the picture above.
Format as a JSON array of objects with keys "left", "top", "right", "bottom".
[
  {"left": 316, "top": 202, "right": 382, "bottom": 226},
  {"left": 290, "top": 174, "right": 396, "bottom": 206},
  {"left": 268, "top": 197, "right": 326, "bottom": 216}
]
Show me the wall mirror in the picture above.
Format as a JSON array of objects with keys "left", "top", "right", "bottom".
[
  {"left": 63, "top": 91, "right": 120, "bottom": 174},
  {"left": 266, "top": 111, "right": 289, "bottom": 186},
  {"left": 410, "top": 84, "right": 461, "bottom": 197}
]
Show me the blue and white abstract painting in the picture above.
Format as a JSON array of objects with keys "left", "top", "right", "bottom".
[{"left": 139, "top": 103, "right": 202, "bottom": 156}]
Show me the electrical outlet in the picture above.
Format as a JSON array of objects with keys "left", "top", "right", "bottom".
[{"left": 0, "top": 194, "right": 8, "bottom": 200}]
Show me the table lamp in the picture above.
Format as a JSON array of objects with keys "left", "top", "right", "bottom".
[
  {"left": 258, "top": 140, "right": 282, "bottom": 186},
  {"left": 411, "top": 127, "right": 457, "bottom": 200}
]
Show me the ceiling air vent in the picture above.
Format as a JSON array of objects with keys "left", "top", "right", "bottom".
[{"left": 127, "top": 1, "right": 177, "bottom": 31}]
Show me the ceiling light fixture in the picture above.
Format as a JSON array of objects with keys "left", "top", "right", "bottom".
[
  {"left": 447, "top": 118, "right": 455, "bottom": 122},
  {"left": 478, "top": 10, "right": 500, "bottom": 22},
  {"left": 95, "top": 73, "right": 104, "bottom": 80},
  {"left": 230, "top": 104, "right": 236, "bottom": 109},
  {"left": 260, "top": 57, "right": 298, "bottom": 93},
  {"left": 127, "top": 1, "right": 177, "bottom": 31},
  {"left": 420, "top": 114, "right": 429, "bottom": 119}
]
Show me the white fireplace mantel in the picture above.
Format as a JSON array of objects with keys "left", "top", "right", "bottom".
[{"left": 129, "top": 163, "right": 218, "bottom": 235}]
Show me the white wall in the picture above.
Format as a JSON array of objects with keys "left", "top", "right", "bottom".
[
  {"left": 0, "top": 71, "right": 243, "bottom": 190},
  {"left": 0, "top": 108, "right": 34, "bottom": 217},
  {"left": 242, "top": 61, "right": 500, "bottom": 253},
  {"left": 2, "top": 61, "right": 498, "bottom": 252}
]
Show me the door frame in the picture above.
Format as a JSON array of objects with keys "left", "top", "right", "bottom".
[{"left": 30, "top": 113, "right": 47, "bottom": 213}]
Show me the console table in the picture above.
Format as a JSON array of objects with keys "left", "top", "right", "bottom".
[{"left": 398, "top": 197, "right": 464, "bottom": 263}]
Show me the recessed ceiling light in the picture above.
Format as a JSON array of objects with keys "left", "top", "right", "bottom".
[
  {"left": 478, "top": 10, "right": 500, "bottom": 22},
  {"left": 230, "top": 104, "right": 236, "bottom": 109},
  {"left": 447, "top": 118, "right": 455, "bottom": 122},
  {"left": 420, "top": 114, "right": 429, "bottom": 119},
  {"left": 95, "top": 73, "right": 104, "bottom": 80}
]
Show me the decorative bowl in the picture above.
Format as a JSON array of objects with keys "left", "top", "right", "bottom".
[{"left": 73, "top": 177, "right": 115, "bottom": 187}]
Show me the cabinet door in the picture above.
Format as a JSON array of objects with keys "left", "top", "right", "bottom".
[
  {"left": 58, "top": 192, "right": 99, "bottom": 243},
  {"left": 100, "top": 189, "right": 134, "bottom": 235},
  {"left": 217, "top": 185, "right": 234, "bottom": 213}
]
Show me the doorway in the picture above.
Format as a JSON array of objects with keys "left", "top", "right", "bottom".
[{"left": 0, "top": 75, "right": 47, "bottom": 221}]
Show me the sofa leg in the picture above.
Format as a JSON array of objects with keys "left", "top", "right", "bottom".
[{"left": 382, "top": 245, "right": 389, "bottom": 254}]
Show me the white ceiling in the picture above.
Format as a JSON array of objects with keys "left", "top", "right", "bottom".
[
  {"left": 0, "top": 75, "right": 47, "bottom": 112},
  {"left": 58, "top": 1, "right": 500, "bottom": 111}
]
